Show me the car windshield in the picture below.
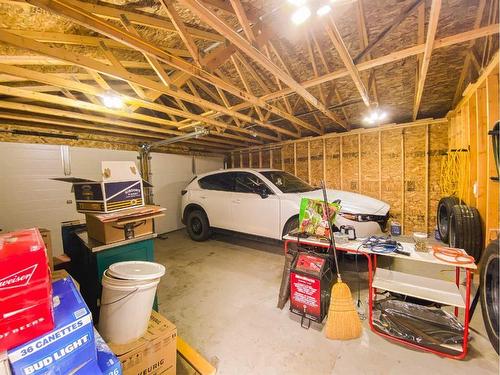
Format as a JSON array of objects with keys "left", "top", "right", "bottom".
[{"left": 261, "top": 171, "right": 316, "bottom": 193}]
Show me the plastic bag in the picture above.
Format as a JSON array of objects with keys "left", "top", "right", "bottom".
[
  {"left": 373, "top": 299, "right": 464, "bottom": 351},
  {"left": 298, "top": 198, "right": 340, "bottom": 237}
]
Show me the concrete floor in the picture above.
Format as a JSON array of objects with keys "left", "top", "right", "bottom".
[{"left": 155, "top": 230, "right": 499, "bottom": 375}]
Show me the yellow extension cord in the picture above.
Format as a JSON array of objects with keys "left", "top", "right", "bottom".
[{"left": 440, "top": 150, "right": 470, "bottom": 202}]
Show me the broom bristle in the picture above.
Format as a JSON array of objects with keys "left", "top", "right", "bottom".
[{"left": 325, "top": 281, "right": 362, "bottom": 340}]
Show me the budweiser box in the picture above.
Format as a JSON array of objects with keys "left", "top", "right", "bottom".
[
  {"left": 8, "top": 277, "right": 96, "bottom": 375},
  {"left": 53, "top": 161, "right": 152, "bottom": 214},
  {"left": 0, "top": 229, "right": 54, "bottom": 352},
  {"left": 108, "top": 311, "right": 176, "bottom": 375}
]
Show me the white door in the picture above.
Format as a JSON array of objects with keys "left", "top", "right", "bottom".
[
  {"left": 195, "top": 172, "right": 235, "bottom": 229},
  {"left": 231, "top": 172, "right": 280, "bottom": 238}
]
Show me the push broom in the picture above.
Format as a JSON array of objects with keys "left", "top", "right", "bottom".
[{"left": 321, "top": 180, "right": 362, "bottom": 340}]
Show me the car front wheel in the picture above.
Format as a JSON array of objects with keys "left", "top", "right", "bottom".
[{"left": 186, "top": 210, "right": 211, "bottom": 241}]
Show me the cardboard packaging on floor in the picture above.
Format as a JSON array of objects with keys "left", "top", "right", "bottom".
[
  {"left": 38, "top": 228, "right": 54, "bottom": 271},
  {"left": 85, "top": 205, "right": 165, "bottom": 244},
  {"left": 0, "top": 228, "right": 54, "bottom": 352},
  {"left": 53, "top": 161, "right": 152, "bottom": 214},
  {"left": 108, "top": 311, "right": 176, "bottom": 375},
  {"left": 8, "top": 277, "right": 96, "bottom": 375}
]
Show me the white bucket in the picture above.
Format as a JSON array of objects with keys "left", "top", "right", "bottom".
[{"left": 98, "top": 261, "right": 165, "bottom": 344}]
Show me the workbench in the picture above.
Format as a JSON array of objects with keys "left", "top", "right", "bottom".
[{"left": 283, "top": 233, "right": 476, "bottom": 360}]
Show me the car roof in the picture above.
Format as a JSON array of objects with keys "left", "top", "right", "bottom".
[{"left": 195, "top": 168, "right": 282, "bottom": 179}]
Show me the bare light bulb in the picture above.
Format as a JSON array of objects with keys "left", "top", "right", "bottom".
[
  {"left": 101, "top": 91, "right": 124, "bottom": 109},
  {"left": 291, "top": 6, "right": 311, "bottom": 25},
  {"left": 317, "top": 4, "right": 331, "bottom": 16}
]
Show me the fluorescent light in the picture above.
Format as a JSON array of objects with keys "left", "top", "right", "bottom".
[
  {"left": 291, "top": 6, "right": 311, "bottom": 25},
  {"left": 288, "top": 0, "right": 307, "bottom": 6},
  {"left": 101, "top": 91, "right": 124, "bottom": 109},
  {"left": 317, "top": 4, "right": 331, "bottom": 16}
]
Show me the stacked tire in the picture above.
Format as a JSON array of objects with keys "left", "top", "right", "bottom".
[
  {"left": 480, "top": 238, "right": 499, "bottom": 354},
  {"left": 437, "top": 196, "right": 483, "bottom": 262}
]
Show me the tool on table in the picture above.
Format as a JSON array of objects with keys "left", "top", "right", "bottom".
[
  {"left": 362, "top": 236, "right": 403, "bottom": 254},
  {"left": 340, "top": 225, "right": 356, "bottom": 240},
  {"left": 321, "top": 180, "right": 362, "bottom": 340}
]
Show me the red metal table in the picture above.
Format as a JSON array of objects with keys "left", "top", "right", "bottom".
[{"left": 282, "top": 234, "right": 476, "bottom": 360}]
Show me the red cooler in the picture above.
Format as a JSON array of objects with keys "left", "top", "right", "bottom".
[{"left": 0, "top": 228, "right": 54, "bottom": 351}]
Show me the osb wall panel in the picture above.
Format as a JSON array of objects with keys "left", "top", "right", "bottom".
[
  {"left": 295, "top": 141, "right": 309, "bottom": 183},
  {"left": 282, "top": 143, "right": 294, "bottom": 175},
  {"left": 241, "top": 152, "right": 249, "bottom": 168},
  {"left": 360, "top": 132, "right": 380, "bottom": 200},
  {"left": 403, "top": 126, "right": 427, "bottom": 234},
  {"left": 310, "top": 139, "right": 324, "bottom": 187},
  {"left": 325, "top": 137, "right": 341, "bottom": 190},
  {"left": 272, "top": 148, "right": 282, "bottom": 170},
  {"left": 261, "top": 149, "right": 270, "bottom": 168},
  {"left": 231, "top": 152, "right": 241, "bottom": 168},
  {"left": 429, "top": 122, "right": 448, "bottom": 234},
  {"left": 250, "top": 150, "right": 260, "bottom": 168},
  {"left": 341, "top": 135, "right": 360, "bottom": 192},
  {"left": 381, "top": 129, "right": 403, "bottom": 228},
  {"left": 236, "top": 119, "right": 449, "bottom": 235}
]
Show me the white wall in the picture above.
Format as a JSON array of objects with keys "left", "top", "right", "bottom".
[{"left": 0, "top": 142, "right": 224, "bottom": 255}]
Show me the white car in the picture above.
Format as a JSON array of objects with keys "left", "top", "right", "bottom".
[{"left": 181, "top": 168, "right": 390, "bottom": 241}]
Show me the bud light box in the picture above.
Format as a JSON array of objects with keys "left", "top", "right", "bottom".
[
  {"left": 8, "top": 277, "right": 96, "bottom": 375},
  {"left": 94, "top": 329, "right": 122, "bottom": 375},
  {"left": 0, "top": 228, "right": 53, "bottom": 352},
  {"left": 53, "top": 161, "right": 152, "bottom": 214}
]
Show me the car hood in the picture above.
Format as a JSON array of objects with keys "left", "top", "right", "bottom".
[{"left": 291, "top": 189, "right": 390, "bottom": 215}]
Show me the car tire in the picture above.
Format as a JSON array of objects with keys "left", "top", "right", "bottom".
[
  {"left": 480, "top": 238, "right": 499, "bottom": 354},
  {"left": 186, "top": 210, "right": 211, "bottom": 241},
  {"left": 437, "top": 196, "right": 460, "bottom": 243},
  {"left": 449, "top": 204, "right": 483, "bottom": 262},
  {"left": 282, "top": 216, "right": 299, "bottom": 238}
]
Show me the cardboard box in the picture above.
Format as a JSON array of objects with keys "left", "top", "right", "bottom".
[
  {"left": 8, "top": 277, "right": 96, "bottom": 375},
  {"left": 94, "top": 329, "right": 122, "bottom": 375},
  {"left": 0, "top": 229, "right": 54, "bottom": 352},
  {"left": 85, "top": 205, "right": 164, "bottom": 244},
  {"left": 38, "top": 229, "right": 53, "bottom": 271},
  {"left": 54, "top": 161, "right": 152, "bottom": 214},
  {"left": 51, "top": 270, "right": 79, "bottom": 291},
  {"left": 109, "top": 311, "right": 176, "bottom": 375}
]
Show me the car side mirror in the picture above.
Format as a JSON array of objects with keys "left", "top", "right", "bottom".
[{"left": 257, "top": 186, "right": 269, "bottom": 199}]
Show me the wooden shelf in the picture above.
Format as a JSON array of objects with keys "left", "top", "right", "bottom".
[{"left": 373, "top": 268, "right": 466, "bottom": 308}]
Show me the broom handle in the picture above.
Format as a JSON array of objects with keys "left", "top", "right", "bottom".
[{"left": 320, "top": 180, "right": 341, "bottom": 281}]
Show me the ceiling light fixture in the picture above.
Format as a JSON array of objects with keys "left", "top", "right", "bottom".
[
  {"left": 101, "top": 91, "right": 124, "bottom": 109},
  {"left": 316, "top": 4, "right": 331, "bottom": 16},
  {"left": 363, "top": 109, "right": 388, "bottom": 125},
  {"left": 291, "top": 6, "right": 311, "bottom": 25},
  {"left": 288, "top": 0, "right": 308, "bottom": 6}
]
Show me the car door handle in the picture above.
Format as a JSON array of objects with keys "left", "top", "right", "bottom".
[
  {"left": 200, "top": 196, "right": 207, "bottom": 199},
  {"left": 233, "top": 199, "right": 241, "bottom": 204}
]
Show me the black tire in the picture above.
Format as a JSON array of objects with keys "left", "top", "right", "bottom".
[
  {"left": 282, "top": 216, "right": 299, "bottom": 237},
  {"left": 449, "top": 204, "right": 483, "bottom": 262},
  {"left": 480, "top": 239, "right": 499, "bottom": 354},
  {"left": 437, "top": 196, "right": 460, "bottom": 243},
  {"left": 186, "top": 210, "right": 211, "bottom": 241}
]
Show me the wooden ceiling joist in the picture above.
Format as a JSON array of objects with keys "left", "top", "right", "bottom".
[
  {"left": 178, "top": 0, "right": 346, "bottom": 131},
  {"left": 413, "top": 0, "right": 442, "bottom": 120}
]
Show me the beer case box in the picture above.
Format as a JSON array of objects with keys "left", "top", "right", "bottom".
[
  {"left": 0, "top": 228, "right": 54, "bottom": 352},
  {"left": 108, "top": 311, "right": 176, "bottom": 375},
  {"left": 37, "top": 229, "right": 53, "bottom": 271},
  {"left": 8, "top": 277, "right": 96, "bottom": 375},
  {"left": 94, "top": 329, "right": 122, "bottom": 375},
  {"left": 85, "top": 205, "right": 165, "bottom": 245},
  {"left": 53, "top": 161, "right": 152, "bottom": 214}
]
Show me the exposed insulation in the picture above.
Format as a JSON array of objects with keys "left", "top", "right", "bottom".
[
  {"left": 250, "top": 150, "right": 259, "bottom": 168},
  {"left": 428, "top": 121, "right": 448, "bottom": 234},
  {"left": 261, "top": 149, "right": 270, "bottom": 168},
  {"left": 241, "top": 152, "right": 249, "bottom": 168},
  {"left": 272, "top": 148, "right": 282, "bottom": 170}
]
